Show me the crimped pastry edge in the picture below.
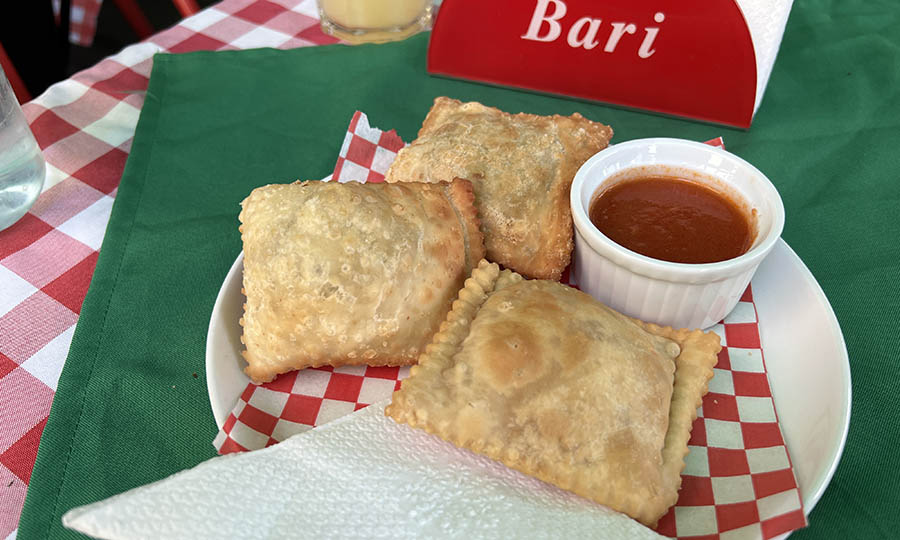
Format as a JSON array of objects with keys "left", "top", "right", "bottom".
[
  {"left": 384, "top": 261, "right": 524, "bottom": 421},
  {"left": 385, "top": 260, "right": 508, "bottom": 421},
  {"left": 441, "top": 177, "right": 486, "bottom": 275},
  {"left": 631, "top": 321, "right": 722, "bottom": 523},
  {"left": 386, "top": 263, "right": 721, "bottom": 527}
]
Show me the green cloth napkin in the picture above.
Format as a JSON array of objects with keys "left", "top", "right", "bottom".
[{"left": 19, "top": 4, "right": 900, "bottom": 537}]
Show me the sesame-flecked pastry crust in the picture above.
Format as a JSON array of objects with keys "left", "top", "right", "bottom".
[
  {"left": 385, "top": 260, "right": 720, "bottom": 527},
  {"left": 238, "top": 178, "right": 484, "bottom": 383},
  {"left": 384, "top": 97, "right": 613, "bottom": 281}
]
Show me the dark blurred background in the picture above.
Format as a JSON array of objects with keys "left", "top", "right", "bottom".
[{"left": 2, "top": 1, "right": 216, "bottom": 100}]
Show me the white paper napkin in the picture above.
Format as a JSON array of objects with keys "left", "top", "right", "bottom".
[
  {"left": 736, "top": 0, "right": 795, "bottom": 113},
  {"left": 63, "top": 401, "right": 662, "bottom": 539}
]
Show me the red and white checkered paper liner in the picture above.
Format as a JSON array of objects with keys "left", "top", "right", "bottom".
[{"left": 212, "top": 114, "right": 805, "bottom": 539}]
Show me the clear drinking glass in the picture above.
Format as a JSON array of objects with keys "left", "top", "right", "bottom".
[
  {"left": 318, "top": 0, "right": 433, "bottom": 44},
  {"left": 0, "top": 66, "right": 45, "bottom": 231}
]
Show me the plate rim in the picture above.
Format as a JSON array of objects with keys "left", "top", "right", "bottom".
[
  {"left": 205, "top": 251, "right": 246, "bottom": 429},
  {"left": 751, "top": 240, "right": 852, "bottom": 515}
]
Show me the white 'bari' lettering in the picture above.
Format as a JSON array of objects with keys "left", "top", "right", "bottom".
[
  {"left": 520, "top": 1, "right": 665, "bottom": 60},
  {"left": 638, "top": 12, "right": 665, "bottom": 58},
  {"left": 567, "top": 17, "right": 603, "bottom": 50},
  {"left": 603, "top": 22, "right": 636, "bottom": 53},
  {"left": 521, "top": 0, "right": 567, "bottom": 42}
]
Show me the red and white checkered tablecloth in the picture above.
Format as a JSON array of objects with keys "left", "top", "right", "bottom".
[
  {"left": 53, "top": 0, "right": 104, "bottom": 46},
  {"left": 0, "top": 1, "right": 335, "bottom": 536}
]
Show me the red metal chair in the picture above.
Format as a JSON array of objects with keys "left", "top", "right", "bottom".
[
  {"left": 172, "top": 0, "right": 202, "bottom": 18},
  {"left": 111, "top": 0, "right": 201, "bottom": 39},
  {"left": 2, "top": 1, "right": 203, "bottom": 104},
  {"left": 0, "top": 41, "right": 33, "bottom": 103}
]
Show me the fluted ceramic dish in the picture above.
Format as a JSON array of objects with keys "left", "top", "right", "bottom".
[{"left": 570, "top": 137, "right": 785, "bottom": 331}]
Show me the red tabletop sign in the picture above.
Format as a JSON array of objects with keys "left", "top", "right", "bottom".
[{"left": 429, "top": 0, "right": 758, "bottom": 128}]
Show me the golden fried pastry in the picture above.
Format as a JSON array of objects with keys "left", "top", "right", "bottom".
[
  {"left": 238, "top": 179, "right": 484, "bottom": 383},
  {"left": 386, "top": 260, "right": 720, "bottom": 527},
  {"left": 385, "top": 97, "right": 613, "bottom": 280}
]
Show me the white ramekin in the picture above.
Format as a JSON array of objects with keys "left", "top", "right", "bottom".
[{"left": 570, "top": 138, "right": 785, "bottom": 330}]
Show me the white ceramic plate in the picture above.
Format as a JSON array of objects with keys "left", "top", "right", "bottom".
[
  {"left": 205, "top": 239, "right": 851, "bottom": 523},
  {"left": 751, "top": 240, "right": 851, "bottom": 516}
]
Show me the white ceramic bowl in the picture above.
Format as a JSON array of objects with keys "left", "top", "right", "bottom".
[{"left": 570, "top": 138, "right": 785, "bottom": 330}]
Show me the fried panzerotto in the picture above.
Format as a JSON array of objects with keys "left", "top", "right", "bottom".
[
  {"left": 385, "top": 260, "right": 720, "bottom": 527},
  {"left": 385, "top": 97, "right": 613, "bottom": 280},
  {"left": 238, "top": 179, "right": 484, "bottom": 383}
]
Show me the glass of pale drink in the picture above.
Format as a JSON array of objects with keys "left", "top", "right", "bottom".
[
  {"left": 318, "top": 0, "right": 433, "bottom": 43},
  {"left": 0, "top": 66, "right": 45, "bottom": 232}
]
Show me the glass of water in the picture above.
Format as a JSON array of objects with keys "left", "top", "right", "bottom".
[{"left": 0, "top": 66, "right": 45, "bottom": 232}]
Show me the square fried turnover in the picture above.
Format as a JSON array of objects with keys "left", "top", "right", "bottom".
[
  {"left": 238, "top": 179, "right": 484, "bottom": 383},
  {"left": 385, "top": 97, "right": 613, "bottom": 281},
  {"left": 385, "top": 260, "right": 720, "bottom": 527}
]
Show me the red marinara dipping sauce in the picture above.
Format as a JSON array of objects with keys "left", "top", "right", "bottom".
[{"left": 588, "top": 174, "right": 755, "bottom": 264}]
